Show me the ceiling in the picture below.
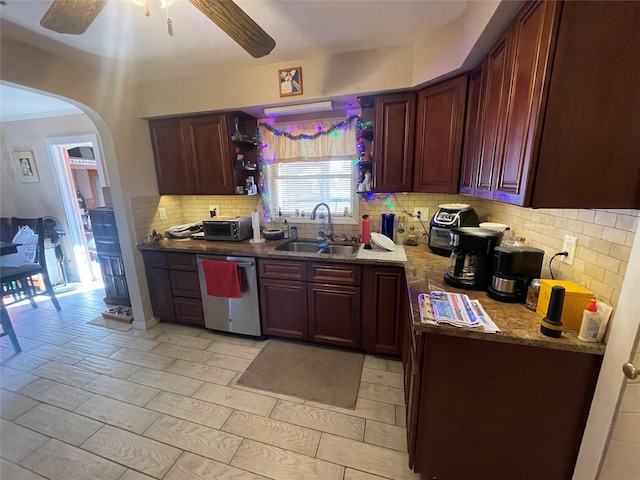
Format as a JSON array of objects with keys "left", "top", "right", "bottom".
[{"left": 1, "top": 0, "right": 469, "bottom": 83}]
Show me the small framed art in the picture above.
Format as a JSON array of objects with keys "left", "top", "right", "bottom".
[
  {"left": 13, "top": 150, "right": 40, "bottom": 183},
  {"left": 278, "top": 67, "right": 303, "bottom": 97}
]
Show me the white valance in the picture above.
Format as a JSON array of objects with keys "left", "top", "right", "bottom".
[{"left": 259, "top": 118, "right": 357, "bottom": 164}]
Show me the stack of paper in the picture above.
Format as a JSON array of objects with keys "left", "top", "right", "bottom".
[{"left": 418, "top": 292, "right": 500, "bottom": 334}]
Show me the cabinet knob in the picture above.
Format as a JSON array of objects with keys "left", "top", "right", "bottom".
[{"left": 622, "top": 362, "right": 638, "bottom": 380}]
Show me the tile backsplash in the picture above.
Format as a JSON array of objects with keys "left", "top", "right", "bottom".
[{"left": 131, "top": 193, "right": 637, "bottom": 308}]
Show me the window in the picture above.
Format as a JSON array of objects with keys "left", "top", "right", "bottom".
[{"left": 265, "top": 157, "right": 356, "bottom": 217}]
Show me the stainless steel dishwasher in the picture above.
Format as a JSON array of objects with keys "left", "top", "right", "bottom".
[{"left": 196, "top": 255, "right": 261, "bottom": 337}]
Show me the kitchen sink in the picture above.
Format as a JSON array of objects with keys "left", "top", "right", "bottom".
[{"left": 275, "top": 240, "right": 358, "bottom": 255}]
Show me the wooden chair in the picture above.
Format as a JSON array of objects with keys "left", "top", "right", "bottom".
[{"left": 0, "top": 217, "right": 61, "bottom": 312}]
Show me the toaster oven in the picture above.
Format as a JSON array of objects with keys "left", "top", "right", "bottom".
[{"left": 203, "top": 217, "right": 252, "bottom": 242}]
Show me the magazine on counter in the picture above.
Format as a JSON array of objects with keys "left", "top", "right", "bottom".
[{"left": 418, "top": 292, "right": 500, "bottom": 334}]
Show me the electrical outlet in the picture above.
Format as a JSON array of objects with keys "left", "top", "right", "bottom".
[
  {"left": 158, "top": 207, "right": 167, "bottom": 220},
  {"left": 209, "top": 205, "right": 220, "bottom": 217},
  {"left": 412, "top": 207, "right": 430, "bottom": 222},
  {"left": 562, "top": 235, "right": 577, "bottom": 265}
]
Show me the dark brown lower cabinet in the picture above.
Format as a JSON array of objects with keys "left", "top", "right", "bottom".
[
  {"left": 259, "top": 278, "right": 308, "bottom": 340},
  {"left": 405, "top": 323, "right": 603, "bottom": 479},
  {"left": 362, "top": 265, "right": 405, "bottom": 357},
  {"left": 308, "top": 283, "right": 360, "bottom": 348},
  {"left": 145, "top": 267, "right": 175, "bottom": 321}
]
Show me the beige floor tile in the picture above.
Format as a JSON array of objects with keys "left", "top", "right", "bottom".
[
  {"left": 305, "top": 398, "right": 397, "bottom": 425},
  {"left": 144, "top": 414, "right": 242, "bottom": 464},
  {"left": 198, "top": 332, "right": 259, "bottom": 347},
  {"left": 74, "top": 394, "right": 160, "bottom": 434},
  {"left": 155, "top": 333, "right": 213, "bottom": 350},
  {"left": 122, "top": 329, "right": 163, "bottom": 340},
  {"left": 28, "top": 344, "right": 88, "bottom": 365},
  {"left": 206, "top": 353, "right": 253, "bottom": 372},
  {"left": 128, "top": 368, "right": 203, "bottom": 396},
  {"left": 223, "top": 410, "right": 321, "bottom": 457},
  {"left": 193, "top": 383, "right": 276, "bottom": 417},
  {"left": 83, "top": 375, "right": 159, "bottom": 407},
  {"left": 228, "top": 372, "right": 306, "bottom": 404},
  {"left": 150, "top": 343, "right": 213, "bottom": 364},
  {"left": 18, "top": 378, "right": 93, "bottom": 411},
  {"left": 316, "top": 433, "right": 416, "bottom": 480},
  {"left": 231, "top": 439, "right": 344, "bottom": 480},
  {"left": 0, "top": 419, "right": 48, "bottom": 462},
  {"left": 0, "top": 366, "right": 37, "bottom": 391},
  {"left": 396, "top": 405, "right": 407, "bottom": 428},
  {"left": 363, "top": 356, "right": 389, "bottom": 371},
  {"left": 344, "top": 468, "right": 389, "bottom": 480},
  {"left": 151, "top": 322, "right": 204, "bottom": 337},
  {"left": 0, "top": 389, "right": 40, "bottom": 420},
  {"left": 64, "top": 338, "right": 122, "bottom": 357},
  {"left": 31, "top": 361, "right": 99, "bottom": 388},
  {"left": 145, "top": 392, "right": 232, "bottom": 429},
  {"left": 164, "top": 359, "right": 235, "bottom": 385},
  {"left": 15, "top": 403, "right": 103, "bottom": 446},
  {"left": 0, "top": 458, "right": 47, "bottom": 479},
  {"left": 0, "top": 337, "right": 43, "bottom": 352},
  {"left": 165, "top": 452, "right": 268, "bottom": 480},
  {"left": 82, "top": 425, "right": 181, "bottom": 479},
  {"left": 21, "top": 438, "right": 126, "bottom": 480},
  {"left": 102, "top": 333, "right": 160, "bottom": 352},
  {"left": 109, "top": 348, "right": 175, "bottom": 370},
  {"left": 270, "top": 400, "right": 365, "bottom": 441},
  {"left": 206, "top": 342, "right": 261, "bottom": 360},
  {"left": 1, "top": 353, "right": 48, "bottom": 372},
  {"left": 387, "top": 361, "right": 403, "bottom": 374},
  {"left": 61, "top": 325, "right": 112, "bottom": 341},
  {"left": 74, "top": 355, "right": 142, "bottom": 380},
  {"left": 15, "top": 330, "right": 77, "bottom": 346},
  {"left": 86, "top": 317, "right": 133, "bottom": 331},
  {"left": 358, "top": 382, "right": 405, "bottom": 406},
  {"left": 120, "top": 469, "right": 156, "bottom": 480},
  {"left": 361, "top": 368, "right": 403, "bottom": 389},
  {"left": 364, "top": 420, "right": 407, "bottom": 452}
]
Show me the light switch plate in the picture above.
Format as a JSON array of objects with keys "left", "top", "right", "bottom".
[
  {"left": 562, "top": 235, "right": 577, "bottom": 265},
  {"left": 158, "top": 207, "right": 167, "bottom": 220},
  {"left": 413, "top": 207, "right": 430, "bottom": 223}
]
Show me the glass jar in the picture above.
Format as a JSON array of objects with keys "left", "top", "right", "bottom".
[{"left": 526, "top": 278, "right": 541, "bottom": 311}]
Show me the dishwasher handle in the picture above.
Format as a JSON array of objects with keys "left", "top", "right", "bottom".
[
  {"left": 197, "top": 255, "right": 254, "bottom": 269},
  {"left": 237, "top": 262, "right": 254, "bottom": 268}
]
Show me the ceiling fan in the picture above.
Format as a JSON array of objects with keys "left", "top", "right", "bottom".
[{"left": 39, "top": 0, "right": 276, "bottom": 58}]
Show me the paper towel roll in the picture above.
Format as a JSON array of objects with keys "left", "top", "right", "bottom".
[{"left": 249, "top": 210, "right": 264, "bottom": 244}]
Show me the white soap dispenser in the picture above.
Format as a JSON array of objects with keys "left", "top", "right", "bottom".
[{"left": 578, "top": 299, "right": 601, "bottom": 342}]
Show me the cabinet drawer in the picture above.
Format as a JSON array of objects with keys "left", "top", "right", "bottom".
[
  {"left": 89, "top": 209, "right": 115, "bottom": 226},
  {"left": 92, "top": 223, "right": 118, "bottom": 239},
  {"left": 167, "top": 253, "right": 198, "bottom": 271},
  {"left": 259, "top": 259, "right": 306, "bottom": 281},
  {"left": 142, "top": 251, "right": 168, "bottom": 269},
  {"left": 173, "top": 296, "right": 204, "bottom": 327},
  {"left": 170, "top": 270, "right": 201, "bottom": 298},
  {"left": 308, "top": 263, "right": 361, "bottom": 286},
  {"left": 95, "top": 239, "right": 121, "bottom": 254}
]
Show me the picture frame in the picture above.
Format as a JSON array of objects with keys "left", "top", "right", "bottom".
[
  {"left": 278, "top": 67, "right": 303, "bottom": 97},
  {"left": 13, "top": 150, "right": 40, "bottom": 183}
]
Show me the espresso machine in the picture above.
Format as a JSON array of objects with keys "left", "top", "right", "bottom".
[
  {"left": 487, "top": 246, "right": 545, "bottom": 302},
  {"left": 444, "top": 227, "right": 503, "bottom": 290}
]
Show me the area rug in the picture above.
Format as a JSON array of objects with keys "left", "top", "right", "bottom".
[
  {"left": 237, "top": 339, "right": 364, "bottom": 409},
  {"left": 87, "top": 316, "right": 133, "bottom": 331}
]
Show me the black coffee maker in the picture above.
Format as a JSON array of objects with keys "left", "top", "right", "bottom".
[
  {"left": 487, "top": 246, "right": 545, "bottom": 302},
  {"left": 444, "top": 227, "right": 503, "bottom": 290}
]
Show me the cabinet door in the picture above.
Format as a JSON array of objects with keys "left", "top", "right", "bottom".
[
  {"left": 361, "top": 266, "right": 405, "bottom": 356},
  {"left": 374, "top": 93, "right": 416, "bottom": 192},
  {"left": 494, "top": 0, "right": 560, "bottom": 205},
  {"left": 459, "top": 65, "right": 485, "bottom": 195},
  {"left": 413, "top": 75, "right": 468, "bottom": 193},
  {"left": 475, "top": 32, "right": 511, "bottom": 198},
  {"left": 149, "top": 118, "right": 193, "bottom": 195},
  {"left": 183, "top": 114, "right": 234, "bottom": 195},
  {"left": 259, "top": 278, "right": 308, "bottom": 340},
  {"left": 173, "top": 297, "right": 204, "bottom": 327},
  {"left": 170, "top": 270, "right": 201, "bottom": 298},
  {"left": 308, "top": 283, "right": 361, "bottom": 349},
  {"left": 145, "top": 268, "right": 175, "bottom": 320}
]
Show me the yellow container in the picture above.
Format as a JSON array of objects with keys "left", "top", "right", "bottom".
[{"left": 536, "top": 280, "right": 593, "bottom": 331}]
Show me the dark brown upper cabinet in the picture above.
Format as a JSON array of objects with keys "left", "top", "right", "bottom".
[
  {"left": 373, "top": 92, "right": 416, "bottom": 192},
  {"left": 149, "top": 112, "right": 257, "bottom": 196},
  {"left": 413, "top": 75, "right": 468, "bottom": 193},
  {"left": 461, "top": 0, "right": 640, "bottom": 208}
]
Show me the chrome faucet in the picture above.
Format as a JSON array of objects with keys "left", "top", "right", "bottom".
[{"left": 310, "top": 203, "right": 333, "bottom": 241}]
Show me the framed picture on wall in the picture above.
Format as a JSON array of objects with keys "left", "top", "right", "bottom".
[
  {"left": 278, "top": 67, "right": 303, "bottom": 97},
  {"left": 13, "top": 150, "right": 40, "bottom": 183}
]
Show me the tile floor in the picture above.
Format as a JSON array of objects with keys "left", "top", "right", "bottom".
[{"left": 1, "top": 285, "right": 417, "bottom": 479}]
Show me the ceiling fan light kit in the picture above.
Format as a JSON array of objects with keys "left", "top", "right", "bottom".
[
  {"left": 264, "top": 101, "right": 334, "bottom": 117},
  {"left": 39, "top": 0, "right": 276, "bottom": 57}
]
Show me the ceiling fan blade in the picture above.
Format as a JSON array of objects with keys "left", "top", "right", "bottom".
[
  {"left": 189, "top": 0, "right": 276, "bottom": 58},
  {"left": 41, "top": 0, "right": 108, "bottom": 35}
]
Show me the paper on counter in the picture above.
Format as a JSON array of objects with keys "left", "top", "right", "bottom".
[{"left": 356, "top": 244, "right": 407, "bottom": 262}]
